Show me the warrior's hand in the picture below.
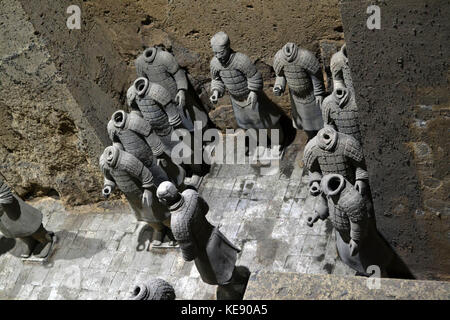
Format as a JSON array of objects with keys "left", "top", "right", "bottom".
[
  {"left": 176, "top": 90, "right": 186, "bottom": 109},
  {"left": 273, "top": 85, "right": 283, "bottom": 96},
  {"left": 210, "top": 90, "right": 219, "bottom": 104},
  {"left": 247, "top": 91, "right": 258, "bottom": 110},
  {"left": 315, "top": 95, "right": 324, "bottom": 108},
  {"left": 355, "top": 180, "right": 367, "bottom": 196},
  {"left": 309, "top": 181, "right": 321, "bottom": 196},
  {"left": 102, "top": 186, "right": 112, "bottom": 198},
  {"left": 142, "top": 189, "right": 153, "bottom": 207},
  {"left": 349, "top": 239, "right": 359, "bottom": 256}
]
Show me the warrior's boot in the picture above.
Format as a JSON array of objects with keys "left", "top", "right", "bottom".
[
  {"left": 19, "top": 236, "right": 39, "bottom": 258},
  {"left": 147, "top": 222, "right": 165, "bottom": 247},
  {"left": 30, "top": 224, "right": 55, "bottom": 258},
  {"left": 163, "top": 226, "right": 178, "bottom": 247}
]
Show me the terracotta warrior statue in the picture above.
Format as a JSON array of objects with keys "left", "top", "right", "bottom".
[
  {"left": 209, "top": 31, "right": 285, "bottom": 149},
  {"left": 303, "top": 126, "right": 373, "bottom": 217},
  {"left": 330, "top": 44, "right": 354, "bottom": 94},
  {"left": 273, "top": 42, "right": 325, "bottom": 140},
  {"left": 107, "top": 110, "right": 185, "bottom": 187},
  {"left": 303, "top": 126, "right": 368, "bottom": 194},
  {"left": 321, "top": 83, "right": 362, "bottom": 144},
  {"left": 156, "top": 181, "right": 250, "bottom": 300},
  {"left": 99, "top": 145, "right": 175, "bottom": 248},
  {"left": 129, "top": 278, "right": 175, "bottom": 300},
  {"left": 135, "top": 46, "right": 211, "bottom": 132},
  {"left": 0, "top": 179, "right": 56, "bottom": 260},
  {"left": 307, "top": 173, "right": 394, "bottom": 276},
  {"left": 127, "top": 78, "right": 203, "bottom": 187}
]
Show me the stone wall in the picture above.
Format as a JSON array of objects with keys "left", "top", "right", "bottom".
[
  {"left": 340, "top": 0, "right": 449, "bottom": 280},
  {"left": 0, "top": 0, "right": 344, "bottom": 205}
]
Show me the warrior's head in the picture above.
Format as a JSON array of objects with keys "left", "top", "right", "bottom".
[
  {"left": 317, "top": 126, "right": 339, "bottom": 151},
  {"left": 156, "top": 181, "right": 182, "bottom": 207},
  {"left": 211, "top": 31, "right": 232, "bottom": 65}
]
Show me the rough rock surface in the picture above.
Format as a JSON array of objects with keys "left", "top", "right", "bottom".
[
  {"left": 340, "top": 0, "right": 450, "bottom": 280},
  {"left": 0, "top": 0, "right": 344, "bottom": 205}
]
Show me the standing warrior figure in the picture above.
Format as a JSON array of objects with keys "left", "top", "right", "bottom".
[
  {"left": 0, "top": 179, "right": 56, "bottom": 260},
  {"left": 330, "top": 44, "right": 354, "bottom": 94},
  {"left": 156, "top": 181, "right": 250, "bottom": 300},
  {"left": 128, "top": 77, "right": 182, "bottom": 151},
  {"left": 273, "top": 42, "right": 325, "bottom": 140},
  {"left": 99, "top": 145, "right": 174, "bottom": 247},
  {"left": 135, "top": 46, "right": 211, "bottom": 132},
  {"left": 107, "top": 110, "right": 185, "bottom": 187},
  {"left": 303, "top": 126, "right": 373, "bottom": 218},
  {"left": 321, "top": 84, "right": 361, "bottom": 144},
  {"left": 308, "top": 173, "right": 393, "bottom": 276},
  {"left": 209, "top": 31, "right": 285, "bottom": 146}
]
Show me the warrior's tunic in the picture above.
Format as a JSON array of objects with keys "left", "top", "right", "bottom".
[
  {"left": 274, "top": 45, "right": 325, "bottom": 131},
  {"left": 136, "top": 47, "right": 210, "bottom": 131}
]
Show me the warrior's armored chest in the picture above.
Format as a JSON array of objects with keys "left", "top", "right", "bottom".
[
  {"left": 330, "top": 102, "right": 361, "bottom": 141},
  {"left": 219, "top": 68, "right": 249, "bottom": 97},
  {"left": 283, "top": 64, "right": 312, "bottom": 94},
  {"left": 140, "top": 63, "right": 178, "bottom": 98},
  {"left": 317, "top": 151, "right": 353, "bottom": 178},
  {"left": 110, "top": 169, "right": 142, "bottom": 194}
]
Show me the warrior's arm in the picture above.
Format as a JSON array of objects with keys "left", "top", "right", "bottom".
[
  {"left": 151, "top": 84, "right": 182, "bottom": 127},
  {"left": 309, "top": 70, "right": 326, "bottom": 97},
  {"left": 238, "top": 55, "right": 263, "bottom": 92},
  {"left": 351, "top": 158, "right": 369, "bottom": 182},
  {"left": 321, "top": 102, "right": 336, "bottom": 128},
  {"left": 274, "top": 68, "right": 287, "bottom": 94},
  {"left": 210, "top": 64, "right": 225, "bottom": 97},
  {"left": 0, "top": 181, "right": 14, "bottom": 205},
  {"left": 102, "top": 170, "right": 116, "bottom": 194},
  {"left": 164, "top": 101, "right": 183, "bottom": 128},
  {"left": 162, "top": 51, "right": 188, "bottom": 92},
  {"left": 145, "top": 132, "right": 164, "bottom": 158}
]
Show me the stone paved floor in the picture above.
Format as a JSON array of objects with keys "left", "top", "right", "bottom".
[{"left": 0, "top": 132, "right": 354, "bottom": 300}]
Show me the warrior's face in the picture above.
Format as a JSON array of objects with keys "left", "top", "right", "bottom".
[{"left": 213, "top": 46, "right": 231, "bottom": 65}]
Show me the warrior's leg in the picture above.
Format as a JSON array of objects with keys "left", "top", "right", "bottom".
[
  {"left": 162, "top": 217, "right": 177, "bottom": 247},
  {"left": 18, "top": 236, "right": 39, "bottom": 258},
  {"left": 30, "top": 224, "right": 55, "bottom": 258},
  {"left": 147, "top": 222, "right": 165, "bottom": 247}
]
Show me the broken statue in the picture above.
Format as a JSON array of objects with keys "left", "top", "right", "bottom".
[
  {"left": 156, "top": 181, "right": 250, "bottom": 300},
  {"left": 273, "top": 42, "right": 325, "bottom": 139}
]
